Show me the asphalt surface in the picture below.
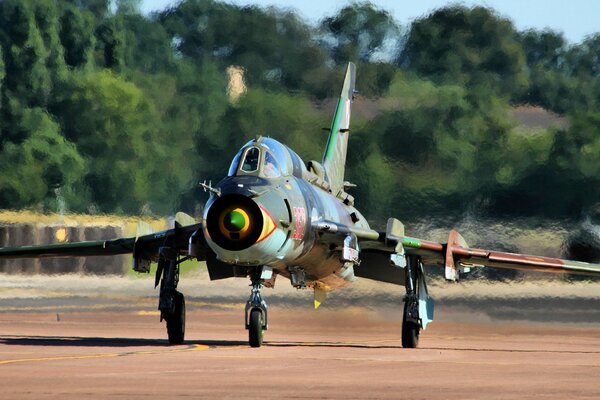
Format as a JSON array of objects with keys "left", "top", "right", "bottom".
[{"left": 1, "top": 274, "right": 600, "bottom": 399}]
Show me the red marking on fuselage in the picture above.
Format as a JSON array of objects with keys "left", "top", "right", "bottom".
[{"left": 292, "top": 207, "right": 306, "bottom": 240}]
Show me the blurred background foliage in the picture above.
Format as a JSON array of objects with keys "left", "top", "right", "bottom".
[{"left": 1, "top": 0, "right": 600, "bottom": 224}]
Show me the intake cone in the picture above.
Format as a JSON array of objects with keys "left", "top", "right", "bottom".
[{"left": 206, "top": 194, "right": 264, "bottom": 251}]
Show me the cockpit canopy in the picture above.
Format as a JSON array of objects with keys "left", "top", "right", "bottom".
[{"left": 228, "top": 137, "right": 305, "bottom": 178}]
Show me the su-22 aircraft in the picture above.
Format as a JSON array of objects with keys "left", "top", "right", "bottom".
[{"left": 2, "top": 62, "right": 600, "bottom": 348}]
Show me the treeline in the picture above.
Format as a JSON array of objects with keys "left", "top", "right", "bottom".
[{"left": 1, "top": 0, "right": 600, "bottom": 222}]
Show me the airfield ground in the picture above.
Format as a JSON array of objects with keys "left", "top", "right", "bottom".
[{"left": 1, "top": 274, "right": 599, "bottom": 399}]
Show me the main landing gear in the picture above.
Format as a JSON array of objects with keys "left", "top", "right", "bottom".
[
  {"left": 245, "top": 268, "right": 268, "bottom": 348},
  {"left": 156, "top": 246, "right": 186, "bottom": 344},
  {"left": 402, "top": 255, "right": 422, "bottom": 348}
]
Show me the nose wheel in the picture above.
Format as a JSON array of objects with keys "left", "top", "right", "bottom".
[
  {"left": 248, "top": 308, "right": 264, "bottom": 347},
  {"left": 245, "top": 269, "right": 268, "bottom": 347}
]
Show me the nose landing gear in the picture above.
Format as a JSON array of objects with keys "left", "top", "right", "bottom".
[{"left": 245, "top": 268, "right": 268, "bottom": 347}]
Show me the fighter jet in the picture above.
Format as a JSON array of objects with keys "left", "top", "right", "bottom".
[{"left": 1, "top": 62, "right": 600, "bottom": 348}]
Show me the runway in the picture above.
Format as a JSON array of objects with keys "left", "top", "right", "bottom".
[{"left": 1, "top": 275, "right": 600, "bottom": 399}]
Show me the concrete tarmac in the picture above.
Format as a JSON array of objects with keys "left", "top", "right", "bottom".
[{"left": 1, "top": 275, "right": 600, "bottom": 399}]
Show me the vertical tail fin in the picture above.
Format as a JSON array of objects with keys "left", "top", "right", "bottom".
[{"left": 322, "top": 62, "right": 356, "bottom": 196}]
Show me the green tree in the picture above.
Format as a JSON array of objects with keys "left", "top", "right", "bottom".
[
  {"left": 96, "top": 15, "right": 125, "bottom": 70},
  {"left": 0, "top": 47, "right": 5, "bottom": 112},
  {"left": 159, "top": 0, "right": 327, "bottom": 92},
  {"left": 116, "top": 0, "right": 142, "bottom": 15},
  {"left": 354, "top": 61, "right": 397, "bottom": 97},
  {"left": 129, "top": 60, "right": 229, "bottom": 211},
  {"left": 63, "top": 0, "right": 110, "bottom": 19},
  {"left": 167, "top": 61, "right": 232, "bottom": 178},
  {"left": 320, "top": 2, "right": 400, "bottom": 64},
  {"left": 517, "top": 29, "right": 579, "bottom": 113},
  {"left": 219, "top": 87, "right": 326, "bottom": 163},
  {"left": 121, "top": 14, "right": 175, "bottom": 73},
  {"left": 59, "top": 5, "right": 95, "bottom": 69},
  {"left": 351, "top": 72, "right": 514, "bottom": 219},
  {"left": 568, "top": 34, "right": 600, "bottom": 78},
  {"left": 0, "top": 109, "right": 85, "bottom": 209},
  {"left": 554, "top": 112, "right": 600, "bottom": 185},
  {"left": 401, "top": 6, "right": 528, "bottom": 99},
  {"left": 493, "top": 113, "right": 600, "bottom": 216},
  {"left": 32, "top": 0, "right": 68, "bottom": 88},
  {"left": 520, "top": 29, "right": 567, "bottom": 70},
  {"left": 59, "top": 71, "right": 174, "bottom": 213},
  {"left": 0, "top": 0, "right": 51, "bottom": 107}
]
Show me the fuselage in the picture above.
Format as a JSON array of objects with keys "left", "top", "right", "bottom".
[{"left": 201, "top": 137, "right": 369, "bottom": 290}]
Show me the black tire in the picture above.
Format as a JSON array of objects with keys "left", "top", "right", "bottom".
[
  {"left": 248, "top": 309, "right": 263, "bottom": 348},
  {"left": 402, "top": 303, "right": 419, "bottom": 349},
  {"left": 166, "top": 292, "right": 185, "bottom": 345}
]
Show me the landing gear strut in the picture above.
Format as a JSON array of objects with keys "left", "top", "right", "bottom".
[
  {"left": 157, "top": 246, "right": 186, "bottom": 344},
  {"left": 402, "top": 255, "right": 421, "bottom": 348},
  {"left": 245, "top": 268, "right": 268, "bottom": 348}
]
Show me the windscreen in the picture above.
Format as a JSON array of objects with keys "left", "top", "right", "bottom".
[{"left": 241, "top": 147, "right": 260, "bottom": 172}]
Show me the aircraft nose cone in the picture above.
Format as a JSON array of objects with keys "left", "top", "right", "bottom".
[{"left": 224, "top": 209, "right": 249, "bottom": 232}]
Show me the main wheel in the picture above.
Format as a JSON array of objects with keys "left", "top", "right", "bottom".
[
  {"left": 166, "top": 292, "right": 185, "bottom": 344},
  {"left": 248, "top": 308, "right": 263, "bottom": 348},
  {"left": 401, "top": 303, "right": 420, "bottom": 348}
]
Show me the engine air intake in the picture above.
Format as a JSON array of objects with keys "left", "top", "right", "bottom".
[{"left": 206, "top": 194, "right": 265, "bottom": 251}]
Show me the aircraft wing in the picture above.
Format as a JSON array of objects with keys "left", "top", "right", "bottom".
[
  {"left": 315, "top": 219, "right": 600, "bottom": 282},
  {"left": 0, "top": 222, "right": 206, "bottom": 272}
]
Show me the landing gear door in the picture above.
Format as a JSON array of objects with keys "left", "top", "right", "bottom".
[{"left": 418, "top": 262, "right": 434, "bottom": 329}]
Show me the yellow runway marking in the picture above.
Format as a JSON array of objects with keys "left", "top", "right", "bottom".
[
  {"left": 136, "top": 310, "right": 161, "bottom": 316},
  {"left": 0, "top": 344, "right": 208, "bottom": 366},
  {"left": 135, "top": 302, "right": 244, "bottom": 316}
]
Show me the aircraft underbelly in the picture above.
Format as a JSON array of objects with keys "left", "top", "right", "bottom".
[{"left": 292, "top": 243, "right": 353, "bottom": 290}]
